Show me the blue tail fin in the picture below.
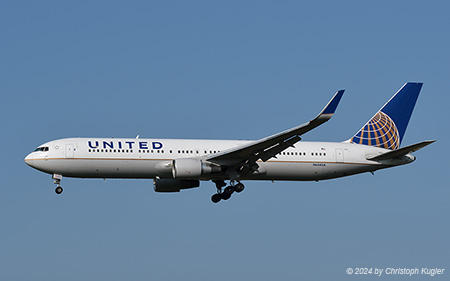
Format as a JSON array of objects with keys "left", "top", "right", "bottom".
[{"left": 350, "top": 82, "right": 423, "bottom": 150}]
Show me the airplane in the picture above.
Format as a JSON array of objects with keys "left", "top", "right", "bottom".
[{"left": 25, "top": 82, "right": 434, "bottom": 203}]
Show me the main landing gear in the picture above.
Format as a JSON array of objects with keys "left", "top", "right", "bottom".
[
  {"left": 211, "top": 180, "right": 245, "bottom": 203},
  {"left": 53, "top": 174, "right": 63, "bottom": 194}
]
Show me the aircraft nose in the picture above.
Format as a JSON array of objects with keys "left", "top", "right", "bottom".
[{"left": 24, "top": 153, "right": 35, "bottom": 167}]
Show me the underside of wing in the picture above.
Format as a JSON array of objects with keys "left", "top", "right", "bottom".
[{"left": 206, "top": 90, "right": 344, "bottom": 178}]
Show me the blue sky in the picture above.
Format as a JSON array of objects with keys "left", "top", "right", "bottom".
[{"left": 1, "top": 1, "right": 449, "bottom": 280}]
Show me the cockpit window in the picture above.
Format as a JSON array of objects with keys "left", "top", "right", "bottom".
[{"left": 34, "top": 147, "right": 49, "bottom": 152}]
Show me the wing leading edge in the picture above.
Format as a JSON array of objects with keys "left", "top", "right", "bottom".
[{"left": 206, "top": 90, "right": 345, "bottom": 177}]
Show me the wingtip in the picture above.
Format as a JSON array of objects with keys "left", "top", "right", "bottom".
[{"left": 321, "top": 89, "right": 345, "bottom": 115}]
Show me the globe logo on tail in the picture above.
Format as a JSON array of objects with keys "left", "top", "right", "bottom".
[{"left": 350, "top": 111, "right": 400, "bottom": 150}]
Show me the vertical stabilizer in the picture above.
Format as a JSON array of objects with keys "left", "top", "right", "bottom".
[{"left": 350, "top": 82, "right": 422, "bottom": 150}]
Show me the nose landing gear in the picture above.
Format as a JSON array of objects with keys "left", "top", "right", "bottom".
[
  {"left": 53, "top": 174, "right": 63, "bottom": 195},
  {"left": 211, "top": 180, "right": 245, "bottom": 203}
]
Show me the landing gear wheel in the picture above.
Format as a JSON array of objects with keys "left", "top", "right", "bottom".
[
  {"left": 211, "top": 193, "right": 221, "bottom": 203},
  {"left": 224, "top": 186, "right": 234, "bottom": 195},
  {"left": 220, "top": 192, "right": 231, "bottom": 200},
  {"left": 55, "top": 186, "right": 63, "bottom": 194},
  {"left": 235, "top": 182, "right": 245, "bottom": 193},
  {"left": 210, "top": 180, "right": 245, "bottom": 203}
]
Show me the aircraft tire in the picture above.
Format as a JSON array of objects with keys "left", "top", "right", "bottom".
[
  {"left": 224, "top": 186, "right": 234, "bottom": 195},
  {"left": 55, "top": 186, "right": 63, "bottom": 194},
  {"left": 211, "top": 193, "right": 221, "bottom": 203},
  {"left": 220, "top": 192, "right": 231, "bottom": 200},
  {"left": 235, "top": 183, "right": 244, "bottom": 193}
]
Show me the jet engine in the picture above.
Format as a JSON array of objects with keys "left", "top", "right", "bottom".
[
  {"left": 153, "top": 178, "right": 200, "bottom": 193},
  {"left": 172, "top": 158, "right": 221, "bottom": 178}
]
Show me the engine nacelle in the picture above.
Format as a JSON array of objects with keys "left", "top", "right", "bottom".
[
  {"left": 172, "top": 158, "right": 221, "bottom": 178},
  {"left": 153, "top": 179, "right": 200, "bottom": 193}
]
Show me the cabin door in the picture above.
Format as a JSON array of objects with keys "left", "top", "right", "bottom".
[{"left": 335, "top": 148, "right": 344, "bottom": 163}]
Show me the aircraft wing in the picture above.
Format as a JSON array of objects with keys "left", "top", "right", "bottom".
[{"left": 206, "top": 90, "right": 344, "bottom": 178}]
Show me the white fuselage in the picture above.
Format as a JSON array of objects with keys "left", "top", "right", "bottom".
[{"left": 24, "top": 138, "right": 415, "bottom": 182}]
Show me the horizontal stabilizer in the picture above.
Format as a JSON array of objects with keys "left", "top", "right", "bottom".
[{"left": 367, "top": 140, "right": 435, "bottom": 161}]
